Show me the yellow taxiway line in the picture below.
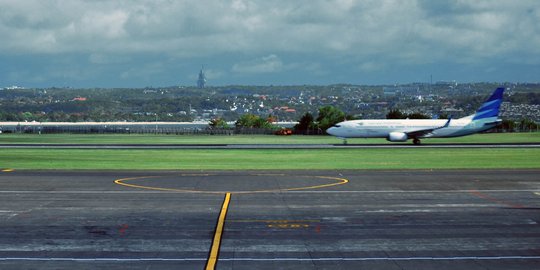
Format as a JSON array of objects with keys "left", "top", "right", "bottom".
[
  {"left": 206, "top": 192, "right": 231, "bottom": 270},
  {"left": 114, "top": 174, "right": 348, "bottom": 194}
]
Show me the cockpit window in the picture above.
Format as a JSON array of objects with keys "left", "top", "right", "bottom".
[{"left": 333, "top": 125, "right": 341, "bottom": 128}]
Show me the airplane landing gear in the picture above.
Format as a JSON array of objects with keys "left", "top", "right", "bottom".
[
  {"left": 413, "top": 138, "right": 421, "bottom": 145},
  {"left": 342, "top": 138, "right": 348, "bottom": 145}
]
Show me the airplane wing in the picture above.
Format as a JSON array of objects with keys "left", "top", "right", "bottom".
[
  {"left": 405, "top": 118, "right": 451, "bottom": 138},
  {"left": 483, "top": 119, "right": 502, "bottom": 126}
]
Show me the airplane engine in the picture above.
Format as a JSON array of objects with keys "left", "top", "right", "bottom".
[{"left": 387, "top": 132, "right": 408, "bottom": 142}]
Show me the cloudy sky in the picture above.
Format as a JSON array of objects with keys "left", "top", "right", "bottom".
[{"left": 1, "top": 0, "right": 539, "bottom": 88}]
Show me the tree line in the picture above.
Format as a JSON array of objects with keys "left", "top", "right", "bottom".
[{"left": 3, "top": 104, "right": 537, "bottom": 134}]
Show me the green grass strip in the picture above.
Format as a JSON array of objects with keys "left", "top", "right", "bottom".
[
  {"left": 1, "top": 148, "right": 538, "bottom": 170},
  {"left": 0, "top": 132, "right": 539, "bottom": 144}
]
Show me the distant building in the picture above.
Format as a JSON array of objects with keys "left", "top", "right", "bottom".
[
  {"left": 383, "top": 86, "right": 419, "bottom": 96},
  {"left": 435, "top": 81, "right": 458, "bottom": 87},
  {"left": 2, "top": 85, "right": 25, "bottom": 90},
  {"left": 197, "top": 67, "right": 206, "bottom": 88},
  {"left": 383, "top": 87, "right": 398, "bottom": 96}
]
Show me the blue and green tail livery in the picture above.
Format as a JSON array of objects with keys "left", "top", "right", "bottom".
[{"left": 472, "top": 87, "right": 504, "bottom": 120}]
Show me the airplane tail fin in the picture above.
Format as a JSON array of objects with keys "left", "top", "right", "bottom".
[{"left": 472, "top": 87, "right": 505, "bottom": 121}]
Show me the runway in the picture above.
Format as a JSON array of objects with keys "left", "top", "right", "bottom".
[
  {"left": 1, "top": 143, "right": 539, "bottom": 149},
  {"left": 1, "top": 170, "right": 539, "bottom": 269}
]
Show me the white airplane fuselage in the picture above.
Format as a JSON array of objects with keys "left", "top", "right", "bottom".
[{"left": 326, "top": 116, "right": 498, "bottom": 140}]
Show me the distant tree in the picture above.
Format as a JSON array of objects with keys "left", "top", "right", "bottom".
[
  {"left": 316, "top": 106, "right": 346, "bottom": 131},
  {"left": 499, "top": 119, "right": 515, "bottom": 132},
  {"left": 386, "top": 110, "right": 430, "bottom": 119},
  {"left": 253, "top": 117, "right": 271, "bottom": 128},
  {"left": 438, "top": 113, "right": 449, "bottom": 119},
  {"left": 519, "top": 118, "right": 538, "bottom": 132},
  {"left": 266, "top": 114, "right": 278, "bottom": 123},
  {"left": 235, "top": 114, "right": 258, "bottom": 128},
  {"left": 21, "top": 112, "right": 34, "bottom": 121},
  {"left": 407, "top": 112, "right": 431, "bottom": 119},
  {"left": 346, "top": 114, "right": 357, "bottom": 121},
  {"left": 235, "top": 114, "right": 273, "bottom": 129},
  {"left": 68, "top": 114, "right": 81, "bottom": 122},
  {"left": 0, "top": 112, "right": 18, "bottom": 121},
  {"left": 386, "top": 109, "right": 406, "bottom": 119},
  {"left": 294, "top": 112, "right": 315, "bottom": 134},
  {"left": 209, "top": 118, "right": 229, "bottom": 129}
]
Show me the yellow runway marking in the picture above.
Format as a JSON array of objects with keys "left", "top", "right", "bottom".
[
  {"left": 114, "top": 174, "right": 348, "bottom": 194},
  {"left": 1, "top": 169, "right": 14, "bottom": 172},
  {"left": 206, "top": 193, "right": 231, "bottom": 270},
  {"left": 229, "top": 219, "right": 318, "bottom": 229},
  {"left": 268, "top": 223, "right": 309, "bottom": 229}
]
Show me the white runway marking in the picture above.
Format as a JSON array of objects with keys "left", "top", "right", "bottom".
[
  {"left": 0, "top": 191, "right": 166, "bottom": 194},
  {"left": 0, "top": 189, "right": 538, "bottom": 194}
]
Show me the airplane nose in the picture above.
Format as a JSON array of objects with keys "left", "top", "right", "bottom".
[{"left": 326, "top": 127, "right": 336, "bottom": 135}]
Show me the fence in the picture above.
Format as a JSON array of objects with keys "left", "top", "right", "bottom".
[{"left": 0, "top": 122, "right": 296, "bottom": 135}]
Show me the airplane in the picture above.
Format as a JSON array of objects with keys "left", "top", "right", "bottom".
[{"left": 326, "top": 87, "right": 505, "bottom": 145}]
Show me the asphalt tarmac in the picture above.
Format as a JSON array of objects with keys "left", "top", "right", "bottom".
[{"left": 1, "top": 170, "right": 539, "bottom": 269}]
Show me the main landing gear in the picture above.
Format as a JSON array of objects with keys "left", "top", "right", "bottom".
[{"left": 412, "top": 138, "right": 421, "bottom": 145}]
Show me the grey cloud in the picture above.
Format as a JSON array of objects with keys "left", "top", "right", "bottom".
[
  {"left": 1, "top": 0, "right": 539, "bottom": 60},
  {"left": 1, "top": 0, "right": 539, "bottom": 86},
  {"left": 232, "top": 54, "right": 284, "bottom": 73}
]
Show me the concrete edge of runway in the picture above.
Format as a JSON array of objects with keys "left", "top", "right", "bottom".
[{"left": 0, "top": 143, "right": 539, "bottom": 149}]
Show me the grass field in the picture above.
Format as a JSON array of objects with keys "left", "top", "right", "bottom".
[
  {"left": 1, "top": 148, "right": 538, "bottom": 170},
  {"left": 1, "top": 133, "right": 538, "bottom": 170},
  {"left": 0, "top": 132, "right": 539, "bottom": 144}
]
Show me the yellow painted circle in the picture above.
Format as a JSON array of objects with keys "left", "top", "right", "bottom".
[{"left": 114, "top": 173, "right": 348, "bottom": 194}]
